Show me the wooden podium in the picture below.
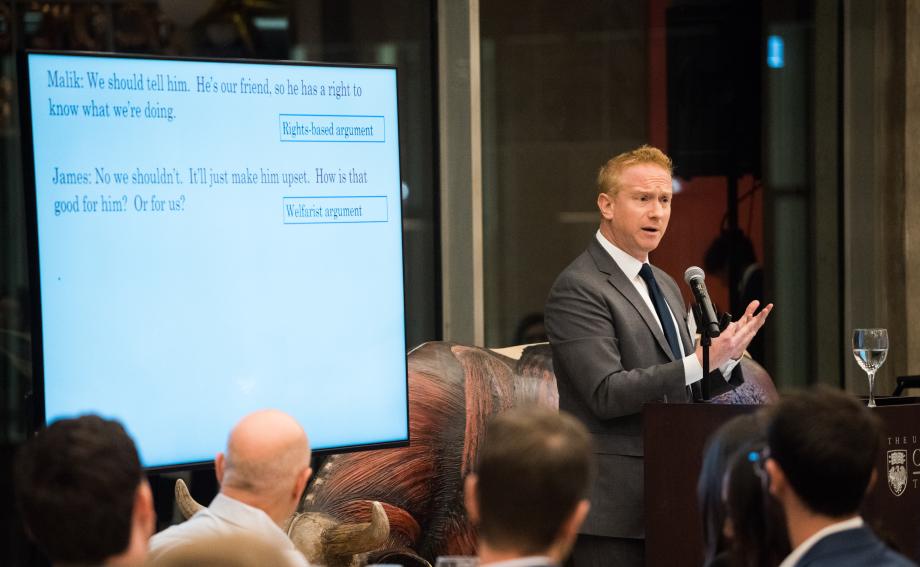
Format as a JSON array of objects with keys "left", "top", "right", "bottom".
[{"left": 643, "top": 402, "right": 920, "bottom": 566}]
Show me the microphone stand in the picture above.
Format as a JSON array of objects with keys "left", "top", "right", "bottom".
[
  {"left": 695, "top": 307, "right": 731, "bottom": 403},
  {"left": 700, "top": 328, "right": 712, "bottom": 401},
  {"left": 693, "top": 303, "right": 716, "bottom": 402}
]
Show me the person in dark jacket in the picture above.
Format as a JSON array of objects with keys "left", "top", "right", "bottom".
[{"left": 765, "top": 387, "right": 916, "bottom": 567}]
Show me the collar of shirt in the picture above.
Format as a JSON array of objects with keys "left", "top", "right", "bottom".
[
  {"left": 777, "top": 516, "right": 864, "bottom": 567},
  {"left": 595, "top": 230, "right": 646, "bottom": 280},
  {"left": 594, "top": 230, "right": 668, "bottom": 338},
  {"left": 594, "top": 230, "right": 737, "bottom": 382},
  {"left": 594, "top": 229, "right": 729, "bottom": 386},
  {"left": 481, "top": 556, "right": 557, "bottom": 567},
  {"left": 209, "top": 493, "right": 292, "bottom": 547}
]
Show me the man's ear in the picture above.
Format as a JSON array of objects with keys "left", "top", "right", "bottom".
[
  {"left": 550, "top": 499, "right": 590, "bottom": 564},
  {"left": 563, "top": 499, "right": 590, "bottom": 540},
  {"left": 866, "top": 468, "right": 878, "bottom": 495},
  {"left": 215, "top": 452, "right": 225, "bottom": 484},
  {"left": 135, "top": 479, "right": 156, "bottom": 537},
  {"left": 597, "top": 191, "right": 615, "bottom": 220},
  {"left": 463, "top": 474, "right": 480, "bottom": 525},
  {"left": 764, "top": 458, "right": 785, "bottom": 498},
  {"left": 294, "top": 466, "right": 312, "bottom": 500}
]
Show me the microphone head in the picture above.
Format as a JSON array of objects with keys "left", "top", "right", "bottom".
[{"left": 684, "top": 266, "right": 705, "bottom": 285}]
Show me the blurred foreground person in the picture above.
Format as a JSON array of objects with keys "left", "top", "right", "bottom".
[
  {"left": 698, "top": 413, "right": 788, "bottom": 567},
  {"left": 14, "top": 415, "right": 155, "bottom": 566},
  {"left": 464, "top": 406, "right": 595, "bottom": 567},
  {"left": 722, "top": 434, "right": 789, "bottom": 566},
  {"left": 149, "top": 533, "right": 292, "bottom": 567},
  {"left": 149, "top": 409, "right": 312, "bottom": 566},
  {"left": 765, "top": 387, "right": 915, "bottom": 567}
]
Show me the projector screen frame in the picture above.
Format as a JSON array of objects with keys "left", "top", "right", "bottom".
[{"left": 18, "top": 49, "right": 412, "bottom": 471}]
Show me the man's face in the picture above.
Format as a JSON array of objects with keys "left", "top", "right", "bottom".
[{"left": 597, "top": 162, "right": 672, "bottom": 261}]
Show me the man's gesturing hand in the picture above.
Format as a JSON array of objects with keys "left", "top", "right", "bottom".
[{"left": 696, "top": 300, "right": 774, "bottom": 369}]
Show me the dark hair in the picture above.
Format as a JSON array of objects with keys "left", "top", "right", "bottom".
[
  {"left": 724, "top": 441, "right": 790, "bottom": 567},
  {"left": 767, "top": 386, "right": 881, "bottom": 517},
  {"left": 474, "top": 406, "right": 594, "bottom": 554},
  {"left": 14, "top": 414, "right": 143, "bottom": 563},
  {"left": 697, "top": 414, "right": 764, "bottom": 565}
]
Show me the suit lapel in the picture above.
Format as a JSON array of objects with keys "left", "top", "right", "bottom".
[{"left": 587, "top": 239, "right": 677, "bottom": 361}]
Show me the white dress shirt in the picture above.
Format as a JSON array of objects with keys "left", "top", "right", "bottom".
[
  {"left": 595, "top": 231, "right": 737, "bottom": 385},
  {"left": 149, "top": 493, "right": 309, "bottom": 567}
]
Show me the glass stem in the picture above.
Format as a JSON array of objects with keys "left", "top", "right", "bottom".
[{"left": 867, "top": 370, "right": 877, "bottom": 408}]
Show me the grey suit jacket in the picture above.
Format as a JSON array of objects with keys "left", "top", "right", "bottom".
[{"left": 545, "top": 237, "right": 742, "bottom": 539}]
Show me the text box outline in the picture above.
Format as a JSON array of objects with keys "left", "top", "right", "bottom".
[
  {"left": 282, "top": 195, "right": 389, "bottom": 224},
  {"left": 278, "top": 113, "right": 386, "bottom": 143}
]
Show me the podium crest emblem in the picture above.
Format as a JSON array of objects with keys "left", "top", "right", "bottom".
[{"left": 887, "top": 450, "right": 908, "bottom": 497}]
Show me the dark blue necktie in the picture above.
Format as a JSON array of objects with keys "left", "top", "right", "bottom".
[
  {"left": 639, "top": 263, "right": 702, "bottom": 401},
  {"left": 638, "top": 263, "right": 682, "bottom": 360}
]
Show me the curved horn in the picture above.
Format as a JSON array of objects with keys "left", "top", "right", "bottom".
[
  {"left": 321, "top": 501, "right": 390, "bottom": 556},
  {"left": 175, "top": 478, "right": 206, "bottom": 520}
]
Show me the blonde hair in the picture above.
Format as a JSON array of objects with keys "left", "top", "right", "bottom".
[{"left": 596, "top": 145, "right": 673, "bottom": 196}]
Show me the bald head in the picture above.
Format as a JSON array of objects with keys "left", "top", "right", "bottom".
[{"left": 216, "top": 410, "right": 311, "bottom": 523}]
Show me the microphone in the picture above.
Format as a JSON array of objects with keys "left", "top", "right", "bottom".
[{"left": 684, "top": 266, "right": 721, "bottom": 338}]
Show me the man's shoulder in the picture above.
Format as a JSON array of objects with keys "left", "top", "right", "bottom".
[
  {"left": 148, "top": 507, "right": 229, "bottom": 555},
  {"left": 799, "top": 527, "right": 916, "bottom": 567},
  {"left": 149, "top": 501, "right": 309, "bottom": 566},
  {"left": 149, "top": 496, "right": 257, "bottom": 548},
  {"left": 558, "top": 246, "right": 596, "bottom": 275},
  {"left": 549, "top": 247, "right": 604, "bottom": 292}
]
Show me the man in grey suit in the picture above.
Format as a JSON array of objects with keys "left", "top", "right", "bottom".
[{"left": 545, "top": 145, "right": 772, "bottom": 566}]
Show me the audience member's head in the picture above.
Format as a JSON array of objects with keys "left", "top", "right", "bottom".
[
  {"left": 14, "top": 414, "right": 154, "bottom": 566},
  {"left": 765, "top": 386, "right": 881, "bottom": 520},
  {"left": 697, "top": 413, "right": 764, "bottom": 565},
  {"left": 149, "top": 533, "right": 292, "bottom": 567},
  {"left": 723, "top": 438, "right": 790, "bottom": 567},
  {"left": 215, "top": 409, "right": 312, "bottom": 525},
  {"left": 464, "top": 406, "right": 594, "bottom": 564}
]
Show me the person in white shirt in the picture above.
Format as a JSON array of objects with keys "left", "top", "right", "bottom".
[
  {"left": 149, "top": 409, "right": 313, "bottom": 567},
  {"left": 764, "top": 387, "right": 915, "bottom": 567},
  {"left": 463, "top": 407, "right": 594, "bottom": 567}
]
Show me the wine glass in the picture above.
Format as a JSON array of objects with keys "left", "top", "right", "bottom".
[{"left": 852, "top": 328, "right": 889, "bottom": 408}]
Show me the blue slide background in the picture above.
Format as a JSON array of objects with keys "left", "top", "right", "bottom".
[{"left": 26, "top": 53, "right": 408, "bottom": 468}]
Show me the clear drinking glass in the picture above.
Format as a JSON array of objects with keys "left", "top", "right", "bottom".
[{"left": 852, "top": 328, "right": 889, "bottom": 408}]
